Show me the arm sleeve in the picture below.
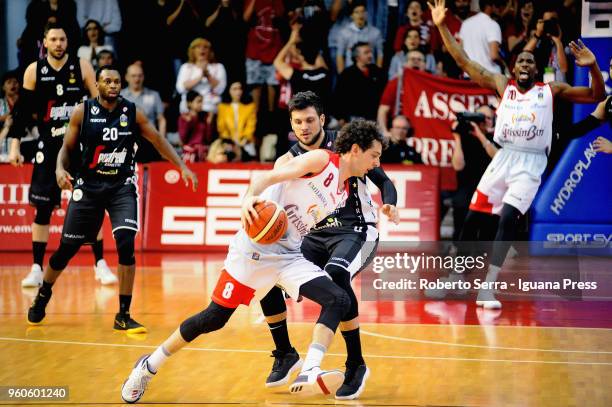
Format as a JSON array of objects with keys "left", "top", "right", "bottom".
[
  {"left": 562, "top": 114, "right": 603, "bottom": 140},
  {"left": 366, "top": 166, "right": 398, "bottom": 206},
  {"left": 7, "top": 89, "right": 35, "bottom": 140}
]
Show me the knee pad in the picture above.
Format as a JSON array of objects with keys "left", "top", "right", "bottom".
[
  {"left": 49, "top": 242, "right": 81, "bottom": 271},
  {"left": 179, "top": 302, "right": 235, "bottom": 342},
  {"left": 325, "top": 265, "right": 358, "bottom": 321},
  {"left": 34, "top": 204, "right": 54, "bottom": 225},
  {"left": 259, "top": 286, "right": 287, "bottom": 317},
  {"left": 114, "top": 229, "right": 136, "bottom": 265}
]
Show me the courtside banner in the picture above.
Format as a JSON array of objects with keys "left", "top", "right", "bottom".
[
  {"left": 0, "top": 164, "right": 144, "bottom": 251},
  {"left": 144, "top": 162, "right": 440, "bottom": 251},
  {"left": 401, "top": 68, "right": 498, "bottom": 190}
]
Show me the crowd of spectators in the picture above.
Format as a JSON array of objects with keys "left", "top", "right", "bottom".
[{"left": 1, "top": 0, "right": 582, "bottom": 164}]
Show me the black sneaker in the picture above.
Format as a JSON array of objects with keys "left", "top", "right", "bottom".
[
  {"left": 114, "top": 312, "right": 147, "bottom": 334},
  {"left": 335, "top": 363, "right": 370, "bottom": 400},
  {"left": 27, "top": 290, "right": 52, "bottom": 325},
  {"left": 265, "top": 348, "right": 303, "bottom": 387}
]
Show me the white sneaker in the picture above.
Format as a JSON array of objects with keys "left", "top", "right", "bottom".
[
  {"left": 22, "top": 264, "right": 43, "bottom": 287},
  {"left": 289, "top": 367, "right": 344, "bottom": 396},
  {"left": 476, "top": 290, "right": 502, "bottom": 309},
  {"left": 121, "top": 355, "right": 155, "bottom": 403},
  {"left": 94, "top": 259, "right": 118, "bottom": 285}
]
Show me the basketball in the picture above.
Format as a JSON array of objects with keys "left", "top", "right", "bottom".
[{"left": 245, "top": 200, "right": 288, "bottom": 244}]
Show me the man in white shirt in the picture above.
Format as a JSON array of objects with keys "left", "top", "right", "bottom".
[{"left": 459, "top": 0, "right": 503, "bottom": 74}]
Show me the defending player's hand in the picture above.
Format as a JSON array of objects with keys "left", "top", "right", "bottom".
[
  {"left": 381, "top": 204, "right": 400, "bottom": 225},
  {"left": 56, "top": 169, "right": 74, "bottom": 190},
  {"left": 569, "top": 40, "right": 596, "bottom": 67},
  {"left": 8, "top": 151, "right": 24, "bottom": 167},
  {"left": 428, "top": 0, "right": 447, "bottom": 27},
  {"left": 181, "top": 166, "right": 198, "bottom": 191},
  {"left": 241, "top": 195, "right": 263, "bottom": 228},
  {"left": 593, "top": 136, "right": 612, "bottom": 154}
]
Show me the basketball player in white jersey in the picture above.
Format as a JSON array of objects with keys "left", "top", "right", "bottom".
[
  {"left": 430, "top": 0, "right": 605, "bottom": 308},
  {"left": 121, "top": 120, "right": 386, "bottom": 403}
]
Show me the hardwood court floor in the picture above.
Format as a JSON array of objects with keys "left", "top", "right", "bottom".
[{"left": 1, "top": 252, "right": 611, "bottom": 406}]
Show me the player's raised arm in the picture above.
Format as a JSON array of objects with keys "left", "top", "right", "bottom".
[
  {"left": 551, "top": 40, "right": 605, "bottom": 103},
  {"left": 429, "top": 0, "right": 506, "bottom": 95},
  {"left": 80, "top": 58, "right": 99, "bottom": 98},
  {"left": 136, "top": 108, "right": 198, "bottom": 191},
  {"left": 55, "top": 103, "right": 84, "bottom": 190},
  {"left": 242, "top": 149, "right": 330, "bottom": 225}
]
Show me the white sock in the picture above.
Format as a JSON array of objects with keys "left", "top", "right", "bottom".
[
  {"left": 301, "top": 343, "right": 326, "bottom": 372},
  {"left": 147, "top": 345, "right": 170, "bottom": 373},
  {"left": 485, "top": 265, "right": 501, "bottom": 283}
]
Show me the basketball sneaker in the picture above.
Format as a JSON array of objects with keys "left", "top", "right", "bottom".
[
  {"left": 22, "top": 264, "right": 43, "bottom": 287},
  {"left": 121, "top": 355, "right": 155, "bottom": 403},
  {"left": 265, "top": 348, "right": 303, "bottom": 387},
  {"left": 28, "top": 289, "right": 52, "bottom": 325},
  {"left": 335, "top": 363, "right": 370, "bottom": 400},
  {"left": 289, "top": 367, "right": 344, "bottom": 396},
  {"left": 94, "top": 259, "right": 118, "bottom": 285},
  {"left": 476, "top": 290, "right": 502, "bottom": 309},
  {"left": 114, "top": 313, "right": 147, "bottom": 334}
]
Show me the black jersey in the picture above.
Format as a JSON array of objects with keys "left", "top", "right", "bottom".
[
  {"left": 35, "top": 55, "right": 87, "bottom": 147},
  {"left": 605, "top": 96, "right": 612, "bottom": 127},
  {"left": 289, "top": 130, "right": 378, "bottom": 230},
  {"left": 78, "top": 97, "right": 138, "bottom": 183}
]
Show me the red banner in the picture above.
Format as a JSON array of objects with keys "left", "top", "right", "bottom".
[
  {"left": 144, "top": 162, "right": 440, "bottom": 251},
  {"left": 0, "top": 164, "right": 143, "bottom": 251},
  {"left": 401, "top": 69, "right": 498, "bottom": 190}
]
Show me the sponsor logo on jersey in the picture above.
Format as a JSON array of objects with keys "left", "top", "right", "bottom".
[
  {"left": 72, "top": 189, "right": 83, "bottom": 201},
  {"left": 307, "top": 204, "right": 322, "bottom": 222},
  {"left": 284, "top": 204, "right": 309, "bottom": 236},
  {"left": 511, "top": 112, "right": 536, "bottom": 124},
  {"left": 306, "top": 181, "right": 329, "bottom": 207},
  {"left": 500, "top": 124, "right": 544, "bottom": 141},
  {"left": 44, "top": 101, "right": 78, "bottom": 122},
  {"left": 91, "top": 106, "right": 100, "bottom": 115},
  {"left": 35, "top": 151, "right": 44, "bottom": 164},
  {"left": 89, "top": 146, "right": 128, "bottom": 169},
  {"left": 51, "top": 125, "right": 67, "bottom": 137},
  {"left": 90, "top": 118, "right": 107, "bottom": 123},
  {"left": 69, "top": 72, "right": 76, "bottom": 84},
  {"left": 312, "top": 216, "right": 343, "bottom": 231},
  {"left": 41, "top": 66, "right": 49, "bottom": 74},
  {"left": 40, "top": 76, "right": 56, "bottom": 81},
  {"left": 119, "top": 114, "right": 128, "bottom": 127}
]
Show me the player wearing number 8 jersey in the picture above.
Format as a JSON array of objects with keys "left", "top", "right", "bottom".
[{"left": 121, "top": 120, "right": 386, "bottom": 403}]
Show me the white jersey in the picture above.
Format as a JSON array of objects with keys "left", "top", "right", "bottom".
[
  {"left": 230, "top": 150, "right": 349, "bottom": 255},
  {"left": 494, "top": 80, "right": 553, "bottom": 154}
]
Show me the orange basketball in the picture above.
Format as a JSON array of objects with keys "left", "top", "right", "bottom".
[{"left": 245, "top": 200, "right": 288, "bottom": 244}]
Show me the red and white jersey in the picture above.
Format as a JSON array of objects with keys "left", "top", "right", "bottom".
[
  {"left": 494, "top": 80, "right": 553, "bottom": 154},
  {"left": 232, "top": 150, "right": 349, "bottom": 254}
]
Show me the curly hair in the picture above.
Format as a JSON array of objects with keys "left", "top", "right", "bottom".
[{"left": 335, "top": 120, "right": 386, "bottom": 154}]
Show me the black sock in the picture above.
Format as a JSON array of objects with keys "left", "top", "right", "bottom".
[
  {"left": 40, "top": 280, "right": 54, "bottom": 297},
  {"left": 268, "top": 319, "right": 292, "bottom": 353},
  {"left": 33, "top": 241, "right": 47, "bottom": 268},
  {"left": 119, "top": 295, "right": 132, "bottom": 315},
  {"left": 341, "top": 328, "right": 365, "bottom": 366},
  {"left": 91, "top": 240, "right": 104, "bottom": 263}
]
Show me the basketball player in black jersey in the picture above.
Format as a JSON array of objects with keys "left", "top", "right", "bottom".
[
  {"left": 260, "top": 91, "right": 400, "bottom": 399},
  {"left": 26, "top": 65, "right": 198, "bottom": 333},
  {"left": 7, "top": 23, "right": 118, "bottom": 288}
]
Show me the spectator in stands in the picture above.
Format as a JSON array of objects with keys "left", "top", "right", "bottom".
[
  {"left": 0, "top": 71, "right": 21, "bottom": 161},
  {"left": 459, "top": 0, "right": 505, "bottom": 74},
  {"left": 207, "top": 138, "right": 242, "bottom": 164},
  {"left": 429, "top": 0, "right": 472, "bottom": 78},
  {"left": 121, "top": 62, "right": 167, "bottom": 162},
  {"left": 217, "top": 82, "right": 257, "bottom": 160},
  {"left": 451, "top": 105, "right": 498, "bottom": 241},
  {"left": 286, "top": 0, "right": 331, "bottom": 61},
  {"left": 17, "top": 0, "right": 80, "bottom": 68},
  {"left": 336, "top": 1, "right": 384, "bottom": 73},
  {"left": 74, "top": 0, "right": 121, "bottom": 52},
  {"left": 394, "top": 1, "right": 433, "bottom": 53},
  {"left": 205, "top": 0, "right": 247, "bottom": 84},
  {"left": 523, "top": 8, "right": 568, "bottom": 83},
  {"left": 378, "top": 50, "right": 427, "bottom": 137},
  {"left": 504, "top": 0, "right": 535, "bottom": 56},
  {"left": 179, "top": 90, "right": 213, "bottom": 163},
  {"left": 77, "top": 19, "right": 114, "bottom": 69},
  {"left": 333, "top": 42, "right": 385, "bottom": 124},
  {"left": 273, "top": 26, "right": 332, "bottom": 110},
  {"left": 381, "top": 115, "right": 422, "bottom": 164},
  {"left": 176, "top": 37, "right": 227, "bottom": 120},
  {"left": 243, "top": 0, "right": 286, "bottom": 114},
  {"left": 389, "top": 27, "right": 436, "bottom": 78},
  {"left": 96, "top": 49, "right": 115, "bottom": 68}
]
